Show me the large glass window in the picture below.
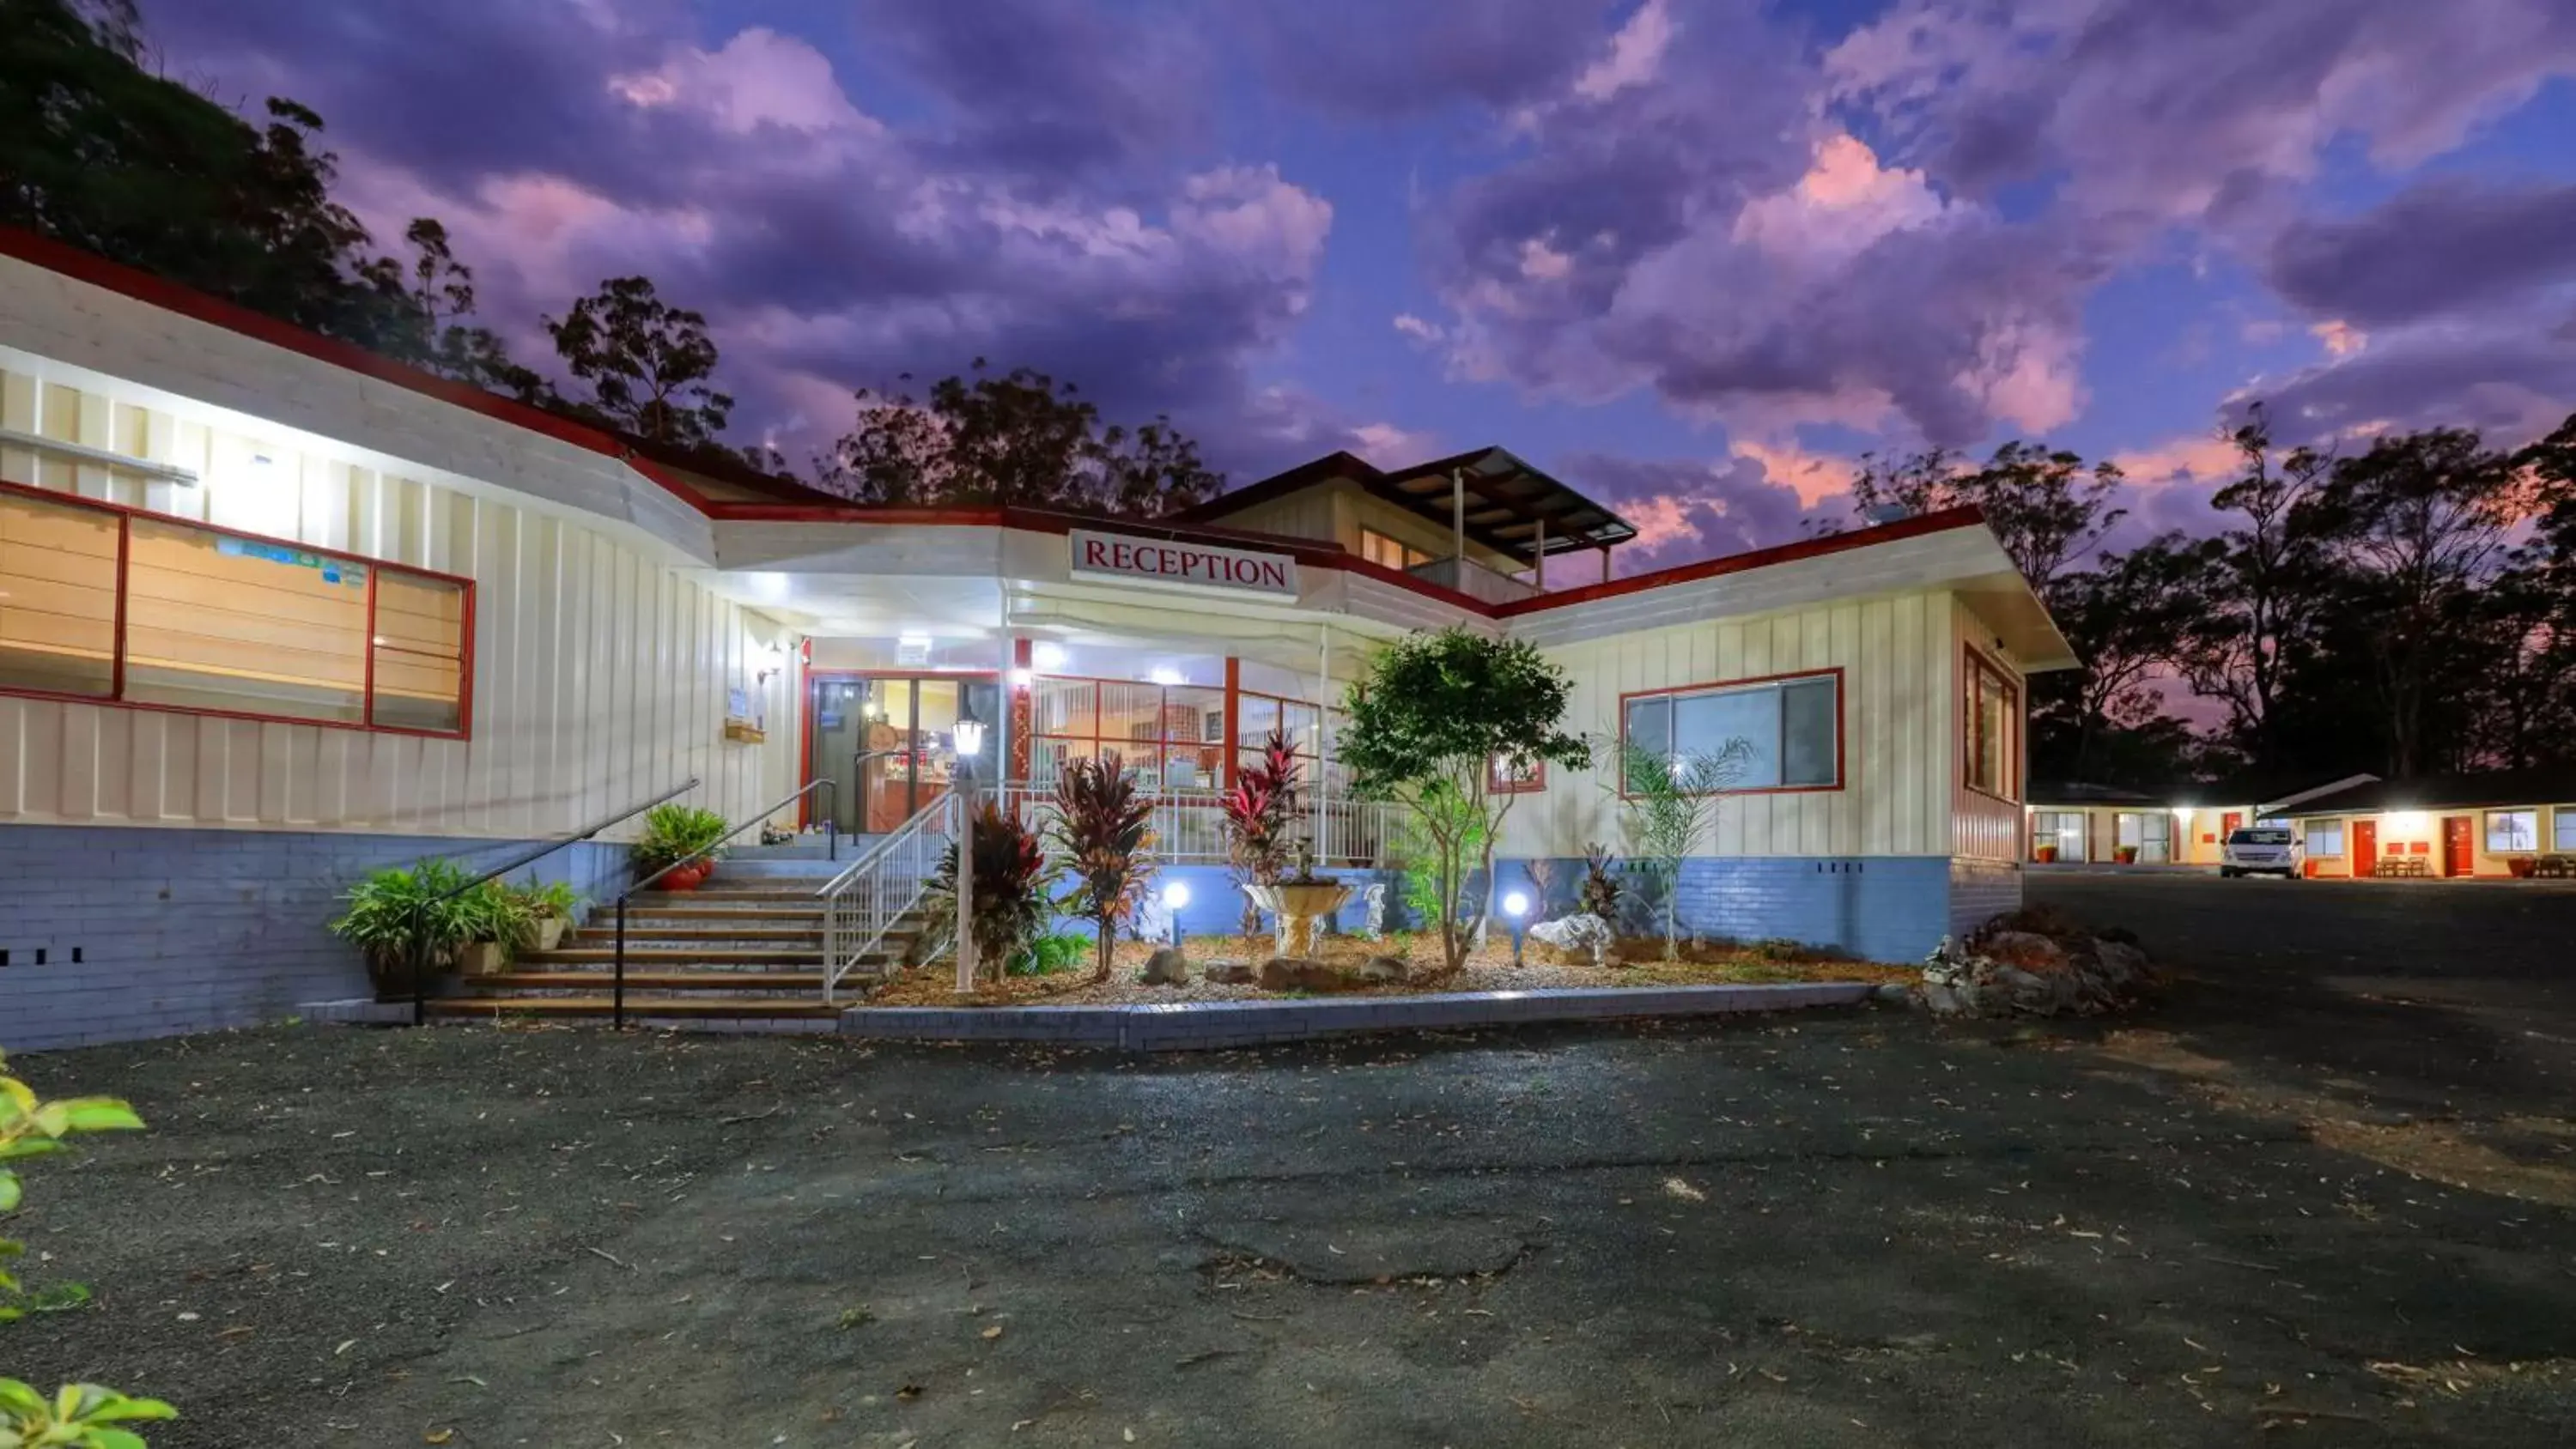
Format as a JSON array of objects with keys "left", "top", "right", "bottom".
[
  {"left": 2115, "top": 810, "right": 2172, "bottom": 863},
  {"left": 2487, "top": 809, "right": 2539, "bottom": 853},
  {"left": 2558, "top": 807, "right": 2576, "bottom": 853},
  {"left": 2304, "top": 819, "right": 2345, "bottom": 857},
  {"left": 1964, "top": 649, "right": 2018, "bottom": 799},
  {"left": 1620, "top": 671, "right": 1840, "bottom": 792},
  {"left": 2032, "top": 810, "right": 2087, "bottom": 861},
  {"left": 1360, "top": 529, "right": 1431, "bottom": 571},
  {"left": 1030, "top": 676, "right": 1231, "bottom": 791},
  {"left": 0, "top": 485, "right": 471, "bottom": 736}
]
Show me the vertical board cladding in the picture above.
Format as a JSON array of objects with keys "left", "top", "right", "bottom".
[
  {"left": 1499, "top": 590, "right": 1957, "bottom": 861},
  {"left": 1948, "top": 597, "right": 2026, "bottom": 863},
  {"left": 0, "top": 825, "right": 630, "bottom": 1052},
  {"left": 0, "top": 367, "right": 799, "bottom": 840}
]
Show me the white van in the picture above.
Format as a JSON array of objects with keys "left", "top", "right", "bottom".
[{"left": 2220, "top": 826, "right": 2300, "bottom": 879}]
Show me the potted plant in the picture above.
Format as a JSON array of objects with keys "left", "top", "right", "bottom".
[
  {"left": 1222, "top": 728, "right": 1299, "bottom": 936},
  {"left": 2034, "top": 843, "right": 2060, "bottom": 864},
  {"left": 635, "top": 803, "right": 729, "bottom": 889},
  {"left": 452, "top": 880, "right": 529, "bottom": 976},
  {"left": 331, "top": 858, "right": 481, "bottom": 998},
  {"left": 2507, "top": 855, "right": 2537, "bottom": 879},
  {"left": 2114, "top": 845, "right": 2139, "bottom": 864},
  {"left": 511, "top": 880, "right": 584, "bottom": 950}
]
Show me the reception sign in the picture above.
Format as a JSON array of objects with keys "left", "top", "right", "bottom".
[{"left": 1068, "top": 529, "right": 1299, "bottom": 598}]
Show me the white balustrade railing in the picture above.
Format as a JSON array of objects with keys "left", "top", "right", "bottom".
[
  {"left": 819, "top": 792, "right": 954, "bottom": 1004},
  {"left": 996, "top": 782, "right": 1402, "bottom": 869}
]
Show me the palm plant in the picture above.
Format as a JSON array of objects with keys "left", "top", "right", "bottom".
[
  {"left": 926, "top": 799, "right": 1059, "bottom": 987},
  {"left": 1222, "top": 726, "right": 1300, "bottom": 933},
  {"left": 1613, "top": 737, "right": 1756, "bottom": 961},
  {"left": 1049, "top": 752, "right": 1155, "bottom": 982}
]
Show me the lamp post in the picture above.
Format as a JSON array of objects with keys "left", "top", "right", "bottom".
[
  {"left": 1162, "top": 880, "right": 1191, "bottom": 949},
  {"left": 1503, "top": 889, "right": 1530, "bottom": 967},
  {"left": 951, "top": 716, "right": 987, "bottom": 993}
]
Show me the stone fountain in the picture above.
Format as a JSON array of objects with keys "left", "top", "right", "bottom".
[{"left": 1242, "top": 843, "right": 1352, "bottom": 958}]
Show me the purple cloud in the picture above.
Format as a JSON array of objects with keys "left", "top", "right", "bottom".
[
  {"left": 1555, "top": 448, "right": 1846, "bottom": 572},
  {"left": 2269, "top": 179, "right": 2576, "bottom": 327},
  {"left": 1232, "top": 0, "right": 1625, "bottom": 117}
]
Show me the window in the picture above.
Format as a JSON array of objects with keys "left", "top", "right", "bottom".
[
  {"left": 2032, "top": 810, "right": 2086, "bottom": 861},
  {"left": 2487, "top": 809, "right": 2539, "bottom": 853},
  {"left": 1489, "top": 754, "right": 1546, "bottom": 794},
  {"left": 0, "top": 484, "right": 471, "bottom": 736},
  {"left": 2115, "top": 810, "right": 2172, "bottom": 862},
  {"left": 1030, "top": 675, "right": 1244, "bottom": 791},
  {"left": 1620, "top": 670, "right": 1839, "bottom": 792},
  {"left": 2558, "top": 807, "right": 2576, "bottom": 853},
  {"left": 2304, "top": 819, "right": 2345, "bottom": 857},
  {"left": 1360, "top": 528, "right": 1431, "bottom": 572},
  {"left": 1963, "top": 648, "right": 2018, "bottom": 799}
]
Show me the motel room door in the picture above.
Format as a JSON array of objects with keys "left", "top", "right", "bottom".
[
  {"left": 2443, "top": 815, "right": 2476, "bottom": 877},
  {"left": 2352, "top": 818, "right": 2378, "bottom": 877}
]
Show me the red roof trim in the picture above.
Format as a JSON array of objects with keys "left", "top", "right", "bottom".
[{"left": 1494, "top": 506, "right": 1990, "bottom": 617}]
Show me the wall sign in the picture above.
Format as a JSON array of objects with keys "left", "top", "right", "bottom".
[{"left": 1069, "top": 529, "right": 1298, "bottom": 598}]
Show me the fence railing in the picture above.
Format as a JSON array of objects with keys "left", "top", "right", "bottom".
[
  {"left": 819, "top": 791, "right": 955, "bottom": 1004},
  {"left": 996, "top": 782, "right": 1402, "bottom": 868}
]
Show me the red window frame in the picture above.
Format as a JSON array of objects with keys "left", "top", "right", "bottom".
[
  {"left": 1613, "top": 667, "right": 1846, "bottom": 797},
  {"left": 1488, "top": 754, "right": 1546, "bottom": 794},
  {"left": 0, "top": 480, "right": 475, "bottom": 739},
  {"left": 1961, "top": 644, "right": 2020, "bottom": 804}
]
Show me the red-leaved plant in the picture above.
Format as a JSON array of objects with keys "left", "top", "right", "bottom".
[
  {"left": 1223, "top": 727, "right": 1301, "bottom": 934},
  {"left": 926, "top": 799, "right": 1058, "bottom": 986},
  {"left": 1050, "top": 752, "right": 1155, "bottom": 981}
]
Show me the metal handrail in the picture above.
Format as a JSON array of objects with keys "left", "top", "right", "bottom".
[
  {"left": 818, "top": 791, "right": 956, "bottom": 1004},
  {"left": 406, "top": 777, "right": 702, "bottom": 1025},
  {"left": 609, "top": 778, "right": 839, "bottom": 1029}
]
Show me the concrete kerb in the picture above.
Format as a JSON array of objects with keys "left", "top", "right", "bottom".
[{"left": 839, "top": 981, "right": 1876, "bottom": 1051}]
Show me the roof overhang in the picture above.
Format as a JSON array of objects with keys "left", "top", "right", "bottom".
[{"left": 1185, "top": 446, "right": 1637, "bottom": 561}]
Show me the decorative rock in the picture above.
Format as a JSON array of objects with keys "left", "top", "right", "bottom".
[
  {"left": 1872, "top": 981, "right": 1911, "bottom": 1003},
  {"left": 1353, "top": 954, "right": 1409, "bottom": 985},
  {"left": 1204, "top": 959, "right": 1256, "bottom": 985},
  {"left": 1257, "top": 955, "right": 1345, "bottom": 991},
  {"left": 1141, "top": 947, "right": 1192, "bottom": 985},
  {"left": 2093, "top": 940, "right": 2150, "bottom": 985},
  {"left": 1983, "top": 931, "right": 2069, "bottom": 972},
  {"left": 1132, "top": 894, "right": 1173, "bottom": 945},
  {"left": 1529, "top": 912, "right": 1615, "bottom": 961}
]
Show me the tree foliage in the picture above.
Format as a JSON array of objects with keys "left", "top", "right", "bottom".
[
  {"left": 1340, "top": 627, "right": 1589, "bottom": 975},
  {"left": 816, "top": 361, "right": 1223, "bottom": 516},
  {"left": 925, "top": 800, "right": 1059, "bottom": 988},
  {"left": 1613, "top": 737, "right": 1755, "bottom": 961},
  {"left": 544, "top": 276, "right": 734, "bottom": 448}
]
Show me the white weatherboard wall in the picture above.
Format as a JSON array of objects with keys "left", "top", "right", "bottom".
[
  {"left": 1501, "top": 589, "right": 1956, "bottom": 861},
  {"left": 0, "top": 365, "right": 799, "bottom": 838}
]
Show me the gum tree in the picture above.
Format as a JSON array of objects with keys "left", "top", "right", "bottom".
[{"left": 1340, "top": 627, "right": 1589, "bottom": 977}]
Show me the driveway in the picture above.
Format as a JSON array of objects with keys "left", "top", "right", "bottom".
[{"left": 2029, "top": 871, "right": 2576, "bottom": 1117}]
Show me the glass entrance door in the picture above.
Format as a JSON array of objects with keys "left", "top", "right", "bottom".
[{"left": 811, "top": 674, "right": 999, "bottom": 836}]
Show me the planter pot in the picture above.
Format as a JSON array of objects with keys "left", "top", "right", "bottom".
[
  {"left": 2034, "top": 846, "right": 2060, "bottom": 864},
  {"left": 534, "top": 916, "right": 571, "bottom": 951},
  {"left": 2508, "top": 857, "right": 2537, "bottom": 879},
  {"left": 458, "top": 940, "right": 508, "bottom": 977},
  {"left": 2113, "top": 846, "right": 2138, "bottom": 864},
  {"left": 660, "top": 862, "right": 707, "bottom": 892},
  {"left": 365, "top": 943, "right": 457, "bottom": 1001}
]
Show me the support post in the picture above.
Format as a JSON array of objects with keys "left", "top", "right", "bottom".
[
  {"left": 1314, "top": 623, "right": 1331, "bottom": 862},
  {"left": 1532, "top": 514, "right": 1546, "bottom": 590},
  {"left": 954, "top": 788, "right": 977, "bottom": 993},
  {"left": 1222, "top": 656, "right": 1241, "bottom": 791},
  {"left": 1451, "top": 468, "right": 1466, "bottom": 564},
  {"left": 1600, "top": 545, "right": 1613, "bottom": 585}
]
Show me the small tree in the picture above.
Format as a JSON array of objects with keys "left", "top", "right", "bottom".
[
  {"left": 544, "top": 276, "right": 734, "bottom": 447},
  {"left": 2, "top": 1047, "right": 173, "bottom": 1446},
  {"left": 1050, "top": 753, "right": 1155, "bottom": 982},
  {"left": 1340, "top": 627, "right": 1589, "bottom": 976},
  {"left": 1613, "top": 737, "right": 1755, "bottom": 961},
  {"left": 926, "top": 801, "right": 1058, "bottom": 988},
  {"left": 1222, "top": 727, "right": 1300, "bottom": 936}
]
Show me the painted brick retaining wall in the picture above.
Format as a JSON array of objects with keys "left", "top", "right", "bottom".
[
  {"left": 1491, "top": 856, "right": 1958, "bottom": 964},
  {"left": 1947, "top": 858, "right": 2024, "bottom": 942},
  {"left": 0, "top": 825, "right": 629, "bottom": 1052}
]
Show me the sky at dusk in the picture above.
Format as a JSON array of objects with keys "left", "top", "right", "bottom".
[{"left": 144, "top": 0, "right": 2576, "bottom": 572}]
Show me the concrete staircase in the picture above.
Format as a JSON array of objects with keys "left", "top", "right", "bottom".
[{"left": 426, "top": 844, "right": 925, "bottom": 1024}]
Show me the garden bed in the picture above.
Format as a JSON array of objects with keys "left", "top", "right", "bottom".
[{"left": 867, "top": 932, "right": 1911, "bottom": 1007}]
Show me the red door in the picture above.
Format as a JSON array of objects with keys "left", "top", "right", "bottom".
[
  {"left": 2222, "top": 810, "right": 2244, "bottom": 835},
  {"left": 2443, "top": 815, "right": 2476, "bottom": 877},
  {"left": 2352, "top": 818, "right": 2378, "bottom": 877}
]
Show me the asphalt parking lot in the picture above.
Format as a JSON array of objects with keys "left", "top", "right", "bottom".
[{"left": 9, "top": 874, "right": 2576, "bottom": 1447}]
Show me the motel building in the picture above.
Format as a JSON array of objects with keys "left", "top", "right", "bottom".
[
  {"left": 0, "top": 228, "right": 2075, "bottom": 1051},
  {"left": 2027, "top": 771, "right": 2576, "bottom": 877}
]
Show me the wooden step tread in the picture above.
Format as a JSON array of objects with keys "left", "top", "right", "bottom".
[
  {"left": 425, "top": 996, "right": 839, "bottom": 1020},
  {"left": 574, "top": 926, "right": 824, "bottom": 942},
  {"left": 520, "top": 947, "right": 825, "bottom": 966},
  {"left": 471, "top": 971, "right": 831, "bottom": 991}
]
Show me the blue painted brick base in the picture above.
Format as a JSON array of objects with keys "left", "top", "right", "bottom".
[
  {"left": 1490, "top": 854, "right": 2014, "bottom": 964},
  {"left": 0, "top": 825, "right": 631, "bottom": 1052}
]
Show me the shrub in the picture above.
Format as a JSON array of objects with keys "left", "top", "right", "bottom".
[
  {"left": 1613, "top": 737, "right": 1755, "bottom": 961},
  {"left": 3, "top": 1048, "right": 173, "bottom": 1446},
  {"left": 927, "top": 800, "right": 1060, "bottom": 985},
  {"left": 331, "top": 859, "right": 483, "bottom": 991},
  {"left": 1578, "top": 843, "right": 1621, "bottom": 921},
  {"left": 1008, "top": 932, "right": 1091, "bottom": 977},
  {"left": 1223, "top": 727, "right": 1300, "bottom": 932},
  {"left": 635, "top": 803, "right": 729, "bottom": 876},
  {"left": 1049, "top": 753, "right": 1154, "bottom": 982}
]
